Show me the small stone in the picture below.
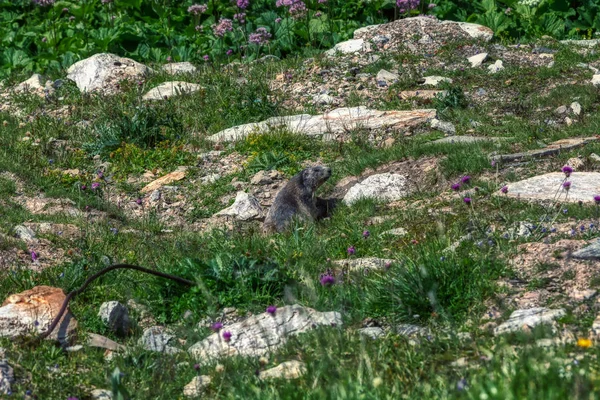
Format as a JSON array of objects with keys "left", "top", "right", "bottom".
[
  {"left": 343, "top": 173, "right": 409, "bottom": 206},
  {"left": 313, "top": 94, "right": 334, "bottom": 105},
  {"left": 90, "top": 389, "right": 112, "bottom": 399},
  {"left": 381, "top": 227, "right": 408, "bottom": 236},
  {"left": 430, "top": 118, "right": 456, "bottom": 135},
  {"left": 143, "top": 81, "right": 202, "bottom": 101},
  {"left": 468, "top": 53, "right": 487, "bottom": 67},
  {"left": 571, "top": 102, "right": 582, "bottom": 116},
  {"left": 259, "top": 361, "right": 307, "bottom": 380},
  {"left": 487, "top": 60, "right": 504, "bottom": 74},
  {"left": 382, "top": 138, "right": 395, "bottom": 148},
  {"left": 566, "top": 157, "right": 584, "bottom": 170},
  {"left": 358, "top": 327, "right": 385, "bottom": 339},
  {"left": 396, "top": 324, "right": 430, "bottom": 337},
  {"left": 163, "top": 62, "right": 197, "bottom": 75},
  {"left": 589, "top": 153, "right": 600, "bottom": 163},
  {"left": 13, "top": 225, "right": 36, "bottom": 241},
  {"left": 0, "top": 360, "right": 14, "bottom": 395},
  {"left": 332, "top": 257, "right": 395, "bottom": 271},
  {"left": 376, "top": 69, "right": 399, "bottom": 86},
  {"left": 422, "top": 76, "right": 452, "bottom": 86},
  {"left": 251, "top": 170, "right": 274, "bottom": 185},
  {"left": 98, "top": 301, "right": 130, "bottom": 336},
  {"left": 494, "top": 308, "right": 566, "bottom": 336},
  {"left": 565, "top": 117, "right": 573, "bottom": 126},
  {"left": 592, "top": 75, "right": 600, "bottom": 86},
  {"left": 138, "top": 326, "right": 181, "bottom": 354},
  {"left": 183, "top": 375, "right": 212, "bottom": 397},
  {"left": 149, "top": 190, "right": 161, "bottom": 202},
  {"left": 572, "top": 240, "right": 600, "bottom": 260},
  {"left": 555, "top": 105, "right": 568, "bottom": 114},
  {"left": 569, "top": 289, "right": 597, "bottom": 301},
  {"left": 214, "top": 191, "right": 263, "bottom": 221},
  {"left": 141, "top": 168, "right": 187, "bottom": 194}
]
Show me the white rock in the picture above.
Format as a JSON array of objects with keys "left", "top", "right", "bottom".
[
  {"left": 188, "top": 304, "right": 342, "bottom": 361},
  {"left": 313, "top": 93, "right": 335, "bottom": 105},
  {"left": 183, "top": 375, "right": 211, "bottom": 397},
  {"left": 381, "top": 227, "right": 408, "bottom": 236},
  {"left": 448, "top": 21, "right": 495, "bottom": 41},
  {"left": 332, "top": 257, "right": 394, "bottom": 271},
  {"left": 138, "top": 326, "right": 181, "bottom": 354},
  {"left": 259, "top": 361, "right": 307, "bottom": 380},
  {"left": 494, "top": 308, "right": 566, "bottom": 336},
  {"left": 214, "top": 191, "right": 263, "bottom": 221},
  {"left": 560, "top": 39, "right": 600, "bottom": 47},
  {"left": 200, "top": 173, "right": 221, "bottom": 184},
  {"left": 358, "top": 327, "right": 385, "bottom": 339},
  {"left": 343, "top": 173, "right": 409, "bottom": 205},
  {"left": 468, "top": 53, "right": 488, "bottom": 67},
  {"left": 142, "top": 81, "right": 202, "bottom": 100},
  {"left": 325, "top": 39, "right": 367, "bottom": 56},
  {"left": 591, "top": 315, "right": 600, "bottom": 337},
  {"left": 376, "top": 69, "right": 399, "bottom": 85},
  {"left": 98, "top": 301, "right": 130, "bottom": 336},
  {"left": 571, "top": 101, "right": 582, "bottom": 116},
  {"left": 207, "top": 107, "right": 436, "bottom": 142},
  {"left": 13, "top": 225, "right": 36, "bottom": 241},
  {"left": 422, "top": 76, "right": 453, "bottom": 86},
  {"left": 66, "top": 53, "right": 151, "bottom": 94},
  {"left": 91, "top": 389, "right": 112, "bottom": 399},
  {"left": 163, "top": 62, "right": 197, "bottom": 75},
  {"left": 430, "top": 118, "right": 456, "bottom": 135},
  {"left": 13, "top": 74, "right": 45, "bottom": 93},
  {"left": 487, "top": 60, "right": 504, "bottom": 74},
  {"left": 592, "top": 75, "right": 600, "bottom": 86}
]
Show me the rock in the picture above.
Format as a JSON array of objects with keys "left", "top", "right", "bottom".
[
  {"left": 468, "top": 53, "right": 488, "bottom": 67},
  {"left": 592, "top": 315, "right": 600, "bottom": 337},
  {"left": 14, "top": 74, "right": 45, "bottom": 93},
  {"left": 566, "top": 157, "right": 585, "bottom": 170},
  {"left": 358, "top": 327, "right": 385, "bottom": 339},
  {"left": 142, "top": 81, "right": 202, "bottom": 100},
  {"left": 325, "top": 39, "right": 368, "bottom": 55},
  {"left": 383, "top": 138, "right": 395, "bottom": 148},
  {"left": 183, "top": 375, "right": 211, "bottom": 397},
  {"left": 560, "top": 39, "right": 600, "bottom": 47},
  {"left": 376, "top": 69, "right": 399, "bottom": 86},
  {"left": 251, "top": 170, "right": 274, "bottom": 185},
  {"left": 0, "top": 360, "right": 13, "bottom": 395},
  {"left": 98, "top": 301, "right": 130, "bottom": 336},
  {"left": 589, "top": 153, "right": 600, "bottom": 163},
  {"left": 313, "top": 93, "right": 334, "bottom": 105},
  {"left": 138, "top": 326, "right": 181, "bottom": 354},
  {"left": 565, "top": 117, "right": 574, "bottom": 126},
  {"left": 140, "top": 167, "right": 187, "bottom": 194},
  {"left": 592, "top": 75, "right": 600, "bottom": 86},
  {"left": 13, "top": 225, "right": 36, "bottom": 241},
  {"left": 86, "top": 333, "right": 126, "bottom": 352},
  {"left": 0, "top": 286, "right": 77, "bottom": 344},
  {"left": 381, "top": 227, "right": 408, "bottom": 236},
  {"left": 207, "top": 107, "right": 436, "bottom": 142},
  {"left": 200, "top": 173, "right": 221, "bottom": 184},
  {"left": 422, "top": 76, "right": 452, "bottom": 86},
  {"left": 188, "top": 304, "right": 342, "bottom": 361},
  {"left": 214, "top": 191, "right": 263, "bottom": 221},
  {"left": 430, "top": 118, "right": 456, "bottom": 135},
  {"left": 571, "top": 101, "right": 582, "bottom": 116},
  {"left": 494, "top": 308, "right": 566, "bottom": 336},
  {"left": 332, "top": 257, "right": 394, "bottom": 271},
  {"left": 163, "top": 62, "right": 197, "bottom": 75},
  {"left": 398, "top": 90, "right": 445, "bottom": 100},
  {"left": 396, "top": 324, "right": 430, "bottom": 337},
  {"left": 491, "top": 137, "right": 598, "bottom": 163},
  {"left": 495, "top": 172, "right": 600, "bottom": 204},
  {"left": 504, "top": 221, "right": 535, "bottom": 239},
  {"left": 555, "top": 105, "right": 568, "bottom": 114},
  {"left": 149, "top": 189, "right": 161, "bottom": 202},
  {"left": 487, "top": 60, "right": 504, "bottom": 73},
  {"left": 90, "top": 389, "right": 112, "bottom": 399},
  {"left": 429, "top": 135, "right": 501, "bottom": 144},
  {"left": 66, "top": 53, "right": 151, "bottom": 94},
  {"left": 572, "top": 240, "right": 600, "bottom": 260},
  {"left": 343, "top": 173, "right": 409, "bottom": 205},
  {"left": 259, "top": 361, "right": 306, "bottom": 380},
  {"left": 568, "top": 289, "right": 597, "bottom": 301}
]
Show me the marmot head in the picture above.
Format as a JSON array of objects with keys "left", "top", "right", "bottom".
[{"left": 301, "top": 165, "right": 332, "bottom": 191}]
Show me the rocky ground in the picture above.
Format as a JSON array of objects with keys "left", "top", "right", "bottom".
[{"left": 1, "top": 15, "right": 600, "bottom": 399}]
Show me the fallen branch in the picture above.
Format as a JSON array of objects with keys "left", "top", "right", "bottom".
[{"left": 30, "top": 263, "right": 195, "bottom": 344}]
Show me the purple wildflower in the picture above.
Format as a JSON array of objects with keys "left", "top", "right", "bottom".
[
  {"left": 136, "top": 198, "right": 142, "bottom": 205},
  {"left": 194, "top": 364, "right": 200, "bottom": 370},
  {"left": 563, "top": 181, "right": 571, "bottom": 191},
  {"left": 491, "top": 160, "right": 496, "bottom": 167},
  {"left": 212, "top": 18, "right": 233, "bottom": 37},
  {"left": 237, "top": 0, "right": 249, "bottom": 9},
  {"left": 384, "top": 261, "right": 392, "bottom": 270},
  {"left": 249, "top": 27, "right": 272, "bottom": 45},
  {"left": 67, "top": 397, "right": 79, "bottom": 400},
  {"left": 226, "top": 49, "right": 233, "bottom": 56},
  {"left": 347, "top": 246, "right": 356, "bottom": 255},
  {"left": 320, "top": 274, "right": 335, "bottom": 286},
  {"left": 91, "top": 182, "right": 100, "bottom": 190},
  {"left": 428, "top": 3, "right": 436, "bottom": 8},
  {"left": 275, "top": 17, "right": 282, "bottom": 23},
  {"left": 461, "top": 175, "right": 471, "bottom": 184},
  {"left": 31, "top": 250, "right": 38, "bottom": 262},
  {"left": 501, "top": 185, "right": 508, "bottom": 194},
  {"left": 266, "top": 305, "right": 277, "bottom": 314},
  {"left": 396, "top": 0, "right": 419, "bottom": 13},
  {"left": 68, "top": 16, "right": 75, "bottom": 21},
  {"left": 188, "top": 3, "right": 208, "bottom": 14},
  {"left": 318, "top": 0, "right": 327, "bottom": 3},
  {"left": 315, "top": 11, "right": 322, "bottom": 17},
  {"left": 562, "top": 165, "right": 573, "bottom": 177},
  {"left": 222, "top": 331, "right": 232, "bottom": 342},
  {"left": 211, "top": 322, "right": 223, "bottom": 332},
  {"left": 363, "top": 230, "right": 370, "bottom": 238},
  {"left": 451, "top": 183, "right": 461, "bottom": 191},
  {"left": 463, "top": 197, "right": 472, "bottom": 205},
  {"left": 97, "top": 170, "right": 104, "bottom": 179},
  {"left": 80, "top": 184, "right": 86, "bottom": 190},
  {"left": 234, "top": 12, "right": 246, "bottom": 23},
  {"left": 203, "top": 55, "right": 209, "bottom": 61},
  {"left": 504, "top": 7, "right": 512, "bottom": 14},
  {"left": 62, "top": 7, "right": 68, "bottom": 12},
  {"left": 594, "top": 195, "right": 600, "bottom": 204},
  {"left": 32, "top": 0, "right": 55, "bottom": 6},
  {"left": 42, "top": 37, "right": 47, "bottom": 43},
  {"left": 195, "top": 25, "right": 203, "bottom": 32},
  {"left": 166, "top": 56, "right": 172, "bottom": 62}
]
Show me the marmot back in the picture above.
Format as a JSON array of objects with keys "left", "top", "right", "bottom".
[{"left": 263, "top": 166, "right": 332, "bottom": 233}]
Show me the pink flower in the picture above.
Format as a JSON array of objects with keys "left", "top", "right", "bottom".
[
  {"left": 91, "top": 182, "right": 100, "bottom": 190},
  {"left": 266, "top": 305, "right": 277, "bottom": 314},
  {"left": 363, "top": 230, "right": 370, "bottom": 238},
  {"left": 211, "top": 322, "right": 223, "bottom": 331},
  {"left": 347, "top": 246, "right": 356, "bottom": 255},
  {"left": 222, "top": 331, "right": 232, "bottom": 342},
  {"left": 501, "top": 186, "right": 508, "bottom": 194},
  {"left": 562, "top": 165, "right": 573, "bottom": 177},
  {"left": 320, "top": 274, "right": 335, "bottom": 286},
  {"left": 563, "top": 181, "right": 571, "bottom": 191},
  {"left": 212, "top": 18, "right": 233, "bottom": 37},
  {"left": 31, "top": 250, "right": 38, "bottom": 261},
  {"left": 203, "top": 55, "right": 209, "bottom": 61},
  {"left": 451, "top": 183, "right": 461, "bottom": 191},
  {"left": 188, "top": 3, "right": 208, "bottom": 15},
  {"left": 463, "top": 197, "right": 471, "bottom": 205}
]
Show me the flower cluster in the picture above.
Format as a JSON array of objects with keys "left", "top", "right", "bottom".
[
  {"left": 249, "top": 27, "right": 272, "bottom": 45},
  {"left": 32, "top": 0, "right": 55, "bottom": 6},
  {"left": 237, "top": 0, "right": 249, "bottom": 9},
  {"left": 234, "top": 12, "right": 246, "bottom": 23},
  {"left": 396, "top": 0, "right": 419, "bottom": 13},
  {"left": 212, "top": 18, "right": 233, "bottom": 37},
  {"left": 276, "top": 0, "right": 307, "bottom": 18},
  {"left": 188, "top": 3, "right": 208, "bottom": 15}
]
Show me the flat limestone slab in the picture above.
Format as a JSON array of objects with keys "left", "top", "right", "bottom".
[
  {"left": 143, "top": 81, "right": 202, "bottom": 100},
  {"left": 496, "top": 172, "right": 600, "bottom": 203},
  {"left": 572, "top": 240, "right": 600, "bottom": 260},
  {"left": 207, "top": 106, "right": 436, "bottom": 142},
  {"left": 491, "top": 137, "right": 598, "bottom": 162}
]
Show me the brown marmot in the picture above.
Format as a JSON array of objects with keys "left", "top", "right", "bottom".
[{"left": 263, "top": 166, "right": 334, "bottom": 233}]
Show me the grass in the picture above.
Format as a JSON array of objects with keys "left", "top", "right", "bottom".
[{"left": 0, "top": 33, "right": 600, "bottom": 400}]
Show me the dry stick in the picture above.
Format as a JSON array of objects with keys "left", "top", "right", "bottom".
[{"left": 31, "top": 264, "right": 195, "bottom": 344}]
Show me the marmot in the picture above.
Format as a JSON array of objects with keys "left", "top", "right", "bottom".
[{"left": 263, "top": 165, "right": 333, "bottom": 233}]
